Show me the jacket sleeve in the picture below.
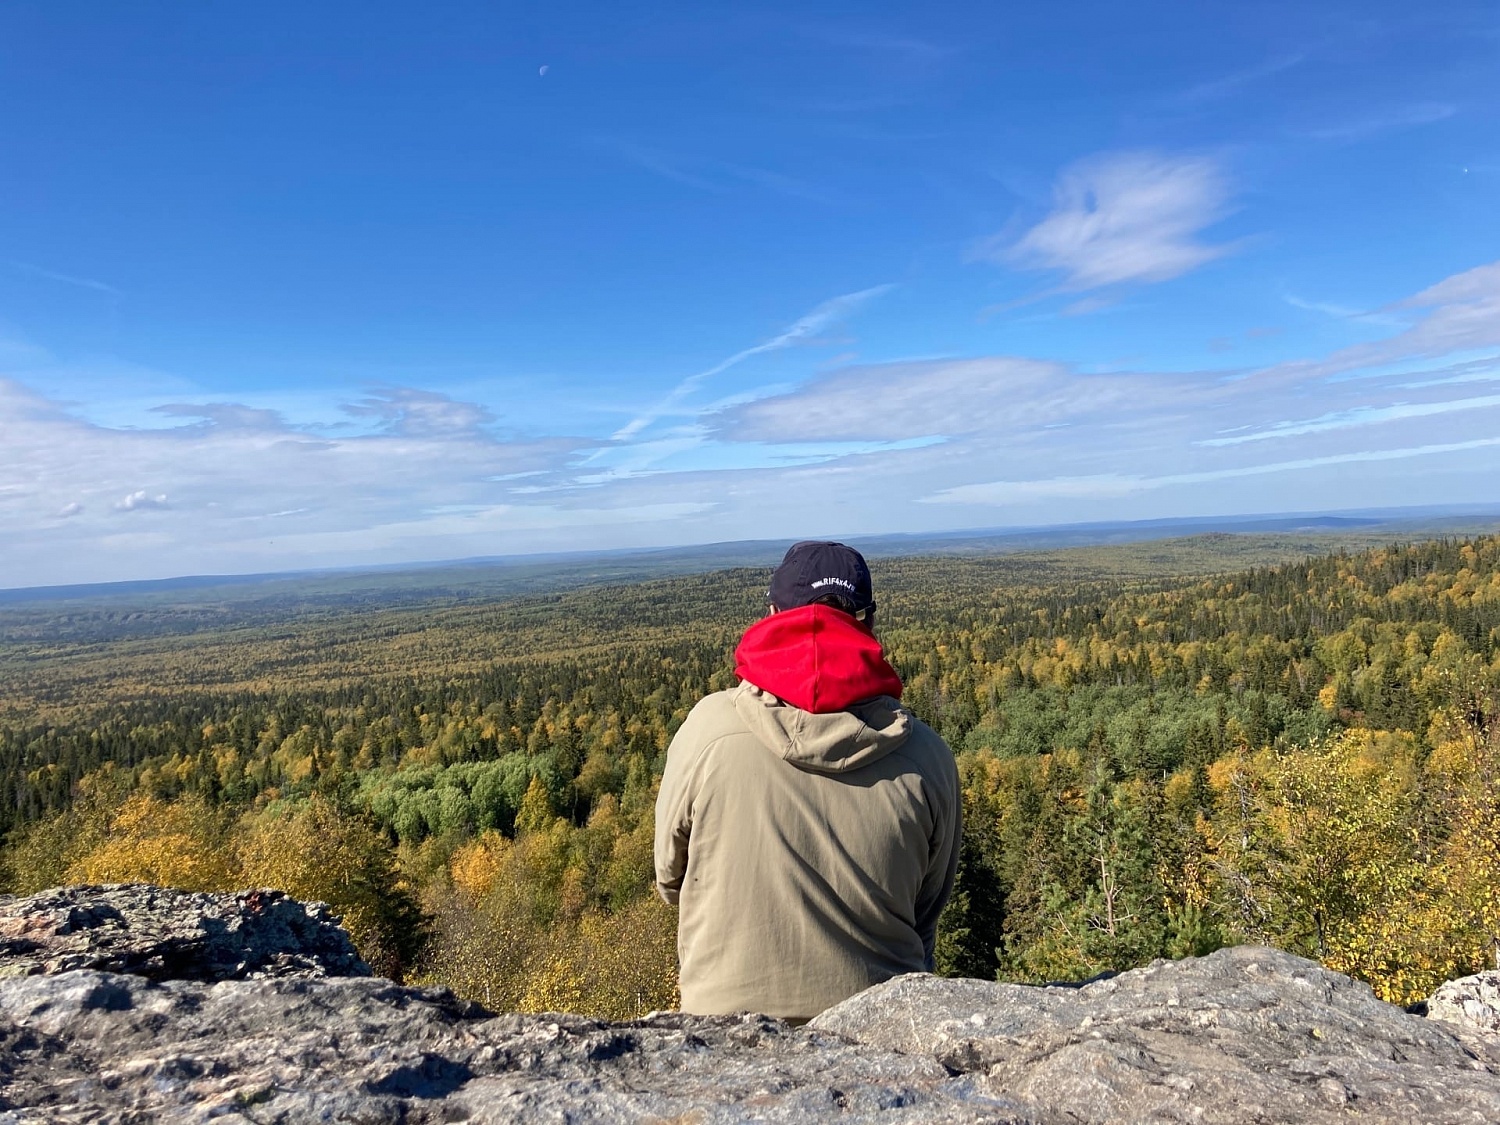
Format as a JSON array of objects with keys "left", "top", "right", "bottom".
[
  {"left": 653, "top": 709, "right": 703, "bottom": 906},
  {"left": 913, "top": 737, "right": 963, "bottom": 970}
]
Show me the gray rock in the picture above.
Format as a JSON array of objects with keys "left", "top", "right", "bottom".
[
  {"left": 1430, "top": 971, "right": 1500, "bottom": 1036},
  {"left": 3, "top": 887, "right": 1498, "bottom": 1123},
  {"left": 811, "top": 945, "right": 1500, "bottom": 1124},
  {"left": 0, "top": 884, "right": 369, "bottom": 981},
  {"left": 0, "top": 970, "right": 1030, "bottom": 1123}
]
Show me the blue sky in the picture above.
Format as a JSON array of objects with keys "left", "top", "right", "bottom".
[{"left": 2, "top": 1, "right": 1498, "bottom": 586}]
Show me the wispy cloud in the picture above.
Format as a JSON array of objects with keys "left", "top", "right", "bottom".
[
  {"left": 1199, "top": 394, "right": 1500, "bottom": 446},
  {"left": 718, "top": 259, "right": 1500, "bottom": 450},
  {"left": 609, "top": 141, "right": 720, "bottom": 191},
  {"left": 608, "top": 140, "right": 837, "bottom": 202},
  {"left": 12, "top": 261, "right": 120, "bottom": 296},
  {"left": 1395, "top": 357, "right": 1500, "bottom": 389},
  {"left": 717, "top": 356, "right": 1101, "bottom": 442},
  {"left": 792, "top": 25, "right": 953, "bottom": 66},
  {"left": 1283, "top": 294, "right": 1401, "bottom": 325},
  {"left": 611, "top": 285, "right": 893, "bottom": 441},
  {"left": 929, "top": 437, "right": 1500, "bottom": 505},
  {"left": 563, "top": 433, "right": 942, "bottom": 488},
  {"left": 1298, "top": 262, "right": 1500, "bottom": 377},
  {"left": 989, "top": 151, "right": 1236, "bottom": 290},
  {"left": 1175, "top": 53, "right": 1305, "bottom": 104},
  {"left": 720, "top": 163, "right": 843, "bottom": 204},
  {"left": 1306, "top": 102, "right": 1456, "bottom": 143}
]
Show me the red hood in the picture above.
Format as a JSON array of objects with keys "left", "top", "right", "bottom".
[{"left": 733, "top": 604, "right": 904, "bottom": 714}]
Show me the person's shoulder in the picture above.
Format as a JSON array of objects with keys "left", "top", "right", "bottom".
[
  {"left": 896, "top": 711, "right": 950, "bottom": 753},
  {"left": 672, "top": 688, "right": 750, "bottom": 751},
  {"left": 893, "top": 713, "right": 959, "bottom": 778},
  {"left": 685, "top": 687, "right": 741, "bottom": 722}
]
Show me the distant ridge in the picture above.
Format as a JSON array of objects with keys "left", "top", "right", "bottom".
[{"left": 5, "top": 503, "right": 1499, "bottom": 606}]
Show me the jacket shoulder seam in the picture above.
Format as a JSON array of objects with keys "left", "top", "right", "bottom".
[{"left": 682, "top": 692, "right": 754, "bottom": 759}]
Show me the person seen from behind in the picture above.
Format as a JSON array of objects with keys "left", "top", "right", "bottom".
[{"left": 654, "top": 541, "right": 961, "bottom": 1022}]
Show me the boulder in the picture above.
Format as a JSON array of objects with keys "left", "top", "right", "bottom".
[
  {"left": 1, "top": 886, "right": 1498, "bottom": 1123},
  {"left": 1430, "top": 971, "right": 1500, "bottom": 1037}
]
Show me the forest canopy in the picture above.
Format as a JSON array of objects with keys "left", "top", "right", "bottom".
[{"left": 3, "top": 532, "right": 1498, "bottom": 1013}]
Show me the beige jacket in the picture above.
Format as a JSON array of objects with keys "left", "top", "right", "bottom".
[{"left": 654, "top": 682, "right": 961, "bottom": 1021}]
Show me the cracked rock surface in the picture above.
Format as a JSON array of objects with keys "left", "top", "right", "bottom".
[
  {"left": 2, "top": 886, "right": 1499, "bottom": 1123},
  {"left": 0, "top": 971, "right": 1023, "bottom": 1124},
  {"left": 812, "top": 945, "right": 1500, "bottom": 1124}
]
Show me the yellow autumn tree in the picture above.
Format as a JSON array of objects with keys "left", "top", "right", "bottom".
[
  {"left": 237, "top": 796, "right": 428, "bottom": 979},
  {"left": 1368, "top": 710, "right": 1500, "bottom": 996},
  {"left": 64, "top": 793, "right": 239, "bottom": 892},
  {"left": 1206, "top": 730, "right": 1431, "bottom": 1002},
  {"left": 516, "top": 896, "right": 678, "bottom": 1017},
  {"left": 416, "top": 785, "right": 678, "bottom": 1019}
]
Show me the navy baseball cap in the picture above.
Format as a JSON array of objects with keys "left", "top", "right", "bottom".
[{"left": 768, "top": 540, "right": 875, "bottom": 616}]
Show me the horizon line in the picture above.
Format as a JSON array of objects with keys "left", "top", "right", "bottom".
[{"left": 4, "top": 501, "right": 1500, "bottom": 601}]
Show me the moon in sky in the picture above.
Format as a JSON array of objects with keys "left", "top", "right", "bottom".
[{"left": 539, "top": 65, "right": 549, "bottom": 77}]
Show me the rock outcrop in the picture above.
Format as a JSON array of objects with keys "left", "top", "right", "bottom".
[
  {"left": 0, "top": 884, "right": 369, "bottom": 981},
  {"left": 0, "top": 973, "right": 1021, "bottom": 1124},
  {"left": 813, "top": 945, "right": 1500, "bottom": 1123},
  {"left": 0, "top": 885, "right": 1498, "bottom": 1123}
]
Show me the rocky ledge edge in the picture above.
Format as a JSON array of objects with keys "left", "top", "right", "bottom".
[{"left": 0, "top": 885, "right": 1498, "bottom": 1124}]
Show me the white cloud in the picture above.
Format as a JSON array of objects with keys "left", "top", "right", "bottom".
[
  {"left": 707, "top": 257, "right": 1500, "bottom": 518},
  {"left": 6, "top": 256, "right": 1500, "bottom": 586},
  {"left": 151, "top": 403, "right": 288, "bottom": 430},
  {"left": 1285, "top": 294, "right": 1366, "bottom": 318},
  {"left": 715, "top": 259, "right": 1500, "bottom": 464},
  {"left": 1396, "top": 262, "right": 1500, "bottom": 354},
  {"left": 718, "top": 357, "right": 1135, "bottom": 442},
  {"left": 1256, "top": 262, "right": 1500, "bottom": 386},
  {"left": 795, "top": 26, "right": 951, "bottom": 64},
  {"left": 114, "top": 490, "right": 170, "bottom": 511},
  {"left": 570, "top": 433, "right": 941, "bottom": 486},
  {"left": 608, "top": 140, "right": 721, "bottom": 191},
  {"left": 993, "top": 152, "right": 1235, "bottom": 290},
  {"left": 0, "top": 378, "right": 591, "bottom": 584},
  {"left": 343, "top": 387, "right": 497, "bottom": 437}
]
